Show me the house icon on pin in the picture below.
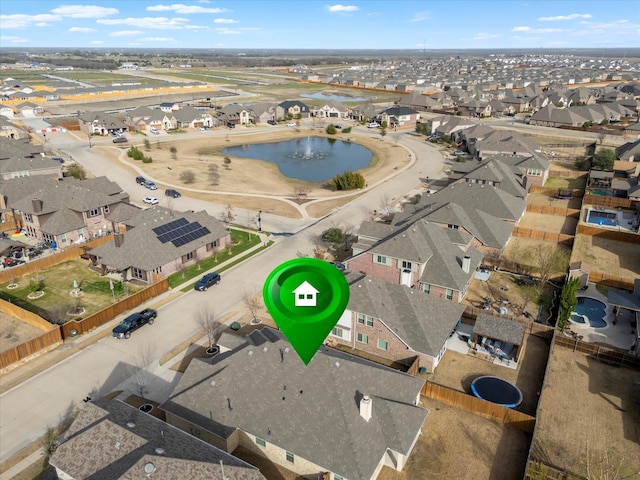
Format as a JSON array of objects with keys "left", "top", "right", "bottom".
[{"left": 293, "top": 280, "right": 319, "bottom": 307}]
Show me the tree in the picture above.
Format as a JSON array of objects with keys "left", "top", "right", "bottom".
[
  {"left": 180, "top": 169, "right": 196, "bottom": 184},
  {"left": 294, "top": 186, "right": 310, "bottom": 200},
  {"left": 129, "top": 344, "right": 155, "bottom": 400},
  {"left": 322, "top": 226, "right": 346, "bottom": 245},
  {"left": 528, "top": 244, "right": 569, "bottom": 294},
  {"left": 331, "top": 171, "right": 365, "bottom": 190},
  {"left": 220, "top": 204, "right": 235, "bottom": 230},
  {"left": 195, "top": 305, "right": 223, "bottom": 349},
  {"left": 43, "top": 427, "right": 59, "bottom": 459},
  {"left": 379, "top": 194, "right": 394, "bottom": 221},
  {"left": 208, "top": 163, "right": 220, "bottom": 185},
  {"left": 326, "top": 124, "right": 337, "bottom": 134},
  {"left": 243, "top": 290, "right": 262, "bottom": 322},
  {"left": 170, "top": 146, "right": 177, "bottom": 159},
  {"left": 557, "top": 277, "right": 580, "bottom": 330},
  {"left": 592, "top": 147, "right": 616, "bottom": 171},
  {"left": 380, "top": 127, "right": 387, "bottom": 140},
  {"left": 66, "top": 164, "right": 87, "bottom": 180},
  {"left": 581, "top": 121, "right": 592, "bottom": 130},
  {"left": 143, "top": 138, "right": 151, "bottom": 150},
  {"left": 223, "top": 156, "right": 231, "bottom": 169}
]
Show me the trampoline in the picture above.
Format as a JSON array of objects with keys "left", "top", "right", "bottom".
[{"left": 470, "top": 375, "right": 523, "bottom": 409}]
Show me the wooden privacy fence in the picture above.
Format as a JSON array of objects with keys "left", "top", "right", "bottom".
[
  {"left": 554, "top": 335, "right": 640, "bottom": 368},
  {"left": 512, "top": 227, "right": 574, "bottom": 246},
  {"left": 547, "top": 170, "right": 588, "bottom": 179},
  {"left": 525, "top": 204, "right": 580, "bottom": 217},
  {"left": 0, "top": 326, "right": 62, "bottom": 370},
  {"left": 585, "top": 271, "right": 635, "bottom": 291},
  {"left": 463, "top": 305, "right": 554, "bottom": 338},
  {"left": 582, "top": 194, "right": 634, "bottom": 209},
  {"left": 529, "top": 186, "right": 584, "bottom": 197},
  {"left": 60, "top": 276, "right": 169, "bottom": 339},
  {"left": 0, "top": 298, "right": 56, "bottom": 331},
  {"left": 421, "top": 382, "right": 536, "bottom": 433},
  {"left": 0, "top": 234, "right": 114, "bottom": 284},
  {"left": 575, "top": 224, "right": 640, "bottom": 244}
]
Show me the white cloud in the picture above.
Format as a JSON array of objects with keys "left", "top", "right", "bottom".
[
  {"left": 51, "top": 5, "right": 119, "bottom": 18},
  {"left": 98, "top": 16, "right": 195, "bottom": 29},
  {"left": 511, "top": 35, "right": 543, "bottom": 41},
  {"left": 90, "top": 40, "right": 103, "bottom": 44},
  {"left": 0, "top": 14, "right": 61, "bottom": 29},
  {"left": 0, "top": 35, "right": 28, "bottom": 43},
  {"left": 214, "top": 18, "right": 238, "bottom": 24},
  {"left": 512, "top": 26, "right": 531, "bottom": 32},
  {"left": 512, "top": 26, "right": 562, "bottom": 33},
  {"left": 108, "top": 30, "right": 143, "bottom": 37},
  {"left": 328, "top": 5, "right": 358, "bottom": 12},
  {"left": 538, "top": 13, "right": 592, "bottom": 21},
  {"left": 215, "top": 26, "right": 259, "bottom": 35},
  {"left": 141, "top": 36, "right": 174, "bottom": 42},
  {"left": 68, "top": 27, "right": 97, "bottom": 33},
  {"left": 147, "top": 3, "right": 227, "bottom": 14},
  {"left": 474, "top": 32, "right": 500, "bottom": 40},
  {"left": 409, "top": 11, "right": 429, "bottom": 22}
]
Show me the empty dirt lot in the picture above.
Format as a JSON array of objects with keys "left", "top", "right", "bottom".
[
  {"left": 532, "top": 345, "right": 640, "bottom": 478},
  {"left": 0, "top": 312, "right": 45, "bottom": 354},
  {"left": 517, "top": 212, "right": 578, "bottom": 235},
  {"left": 571, "top": 234, "right": 640, "bottom": 279}
]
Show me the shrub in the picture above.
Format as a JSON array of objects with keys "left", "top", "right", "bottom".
[
  {"left": 326, "top": 124, "right": 337, "bottom": 134},
  {"left": 66, "top": 165, "right": 86, "bottom": 180},
  {"left": 581, "top": 121, "right": 592, "bottom": 130},
  {"left": 592, "top": 147, "right": 616, "bottom": 171},
  {"left": 331, "top": 171, "right": 365, "bottom": 190},
  {"left": 142, "top": 156, "right": 153, "bottom": 163},
  {"left": 180, "top": 169, "right": 196, "bottom": 184},
  {"left": 127, "top": 146, "right": 144, "bottom": 160},
  {"left": 342, "top": 126, "right": 352, "bottom": 134},
  {"left": 29, "top": 277, "right": 44, "bottom": 293}
]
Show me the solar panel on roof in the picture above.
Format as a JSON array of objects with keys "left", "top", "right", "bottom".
[
  {"left": 152, "top": 217, "right": 188, "bottom": 236},
  {"left": 170, "top": 224, "right": 211, "bottom": 247}
]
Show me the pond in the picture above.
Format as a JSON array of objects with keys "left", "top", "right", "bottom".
[
  {"left": 223, "top": 137, "right": 372, "bottom": 182},
  {"left": 300, "top": 92, "right": 367, "bottom": 102}
]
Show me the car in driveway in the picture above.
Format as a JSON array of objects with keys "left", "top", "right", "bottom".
[
  {"left": 194, "top": 272, "right": 221, "bottom": 291},
  {"left": 165, "top": 189, "right": 181, "bottom": 198},
  {"left": 142, "top": 180, "right": 157, "bottom": 190},
  {"left": 367, "top": 122, "right": 380, "bottom": 128},
  {"left": 328, "top": 261, "right": 346, "bottom": 272},
  {"left": 136, "top": 176, "right": 146, "bottom": 184},
  {"left": 150, "top": 127, "right": 160, "bottom": 135},
  {"left": 286, "top": 122, "right": 296, "bottom": 127},
  {"left": 267, "top": 119, "right": 277, "bottom": 125},
  {"left": 112, "top": 309, "right": 157, "bottom": 339},
  {"left": 143, "top": 196, "right": 159, "bottom": 205},
  {"left": 226, "top": 122, "right": 236, "bottom": 129},
  {"left": 113, "top": 136, "right": 127, "bottom": 143}
]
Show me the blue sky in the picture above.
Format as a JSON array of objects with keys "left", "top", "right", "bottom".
[{"left": 1, "top": 1, "right": 639, "bottom": 49}]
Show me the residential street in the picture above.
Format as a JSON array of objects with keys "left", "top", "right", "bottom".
[{"left": 0, "top": 124, "right": 445, "bottom": 463}]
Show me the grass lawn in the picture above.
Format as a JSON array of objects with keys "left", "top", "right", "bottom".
[
  {"left": 0, "top": 260, "right": 144, "bottom": 324},
  {"left": 543, "top": 176, "right": 586, "bottom": 189},
  {"left": 168, "top": 229, "right": 262, "bottom": 290}
]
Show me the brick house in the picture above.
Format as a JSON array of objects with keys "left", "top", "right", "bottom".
[
  {"left": 347, "top": 220, "right": 483, "bottom": 303},
  {"left": 87, "top": 206, "right": 230, "bottom": 283},
  {"left": 160, "top": 327, "right": 428, "bottom": 480},
  {"left": 329, "top": 274, "right": 467, "bottom": 372},
  {"left": 276, "top": 100, "right": 310, "bottom": 120}
]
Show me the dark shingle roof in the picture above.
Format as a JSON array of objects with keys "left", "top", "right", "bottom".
[
  {"left": 49, "top": 400, "right": 264, "bottom": 480},
  {"left": 161, "top": 328, "right": 428, "bottom": 480}
]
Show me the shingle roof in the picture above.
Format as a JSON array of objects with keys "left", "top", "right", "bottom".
[
  {"left": 0, "top": 156, "right": 62, "bottom": 175},
  {"left": 49, "top": 400, "right": 264, "bottom": 480},
  {"left": 0, "top": 137, "right": 45, "bottom": 159},
  {"left": 347, "top": 274, "right": 466, "bottom": 356},
  {"left": 161, "top": 328, "right": 428, "bottom": 480},
  {"left": 473, "top": 313, "right": 526, "bottom": 345},
  {"left": 89, "top": 207, "right": 229, "bottom": 271}
]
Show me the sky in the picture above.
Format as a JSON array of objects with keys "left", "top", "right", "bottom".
[{"left": 1, "top": 0, "right": 639, "bottom": 50}]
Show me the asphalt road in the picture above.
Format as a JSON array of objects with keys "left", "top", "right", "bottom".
[{"left": 0, "top": 122, "right": 445, "bottom": 463}]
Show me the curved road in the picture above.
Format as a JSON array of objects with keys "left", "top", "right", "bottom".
[{"left": 0, "top": 122, "right": 446, "bottom": 463}]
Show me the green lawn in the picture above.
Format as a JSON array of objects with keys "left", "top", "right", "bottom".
[
  {"left": 543, "top": 177, "right": 587, "bottom": 189},
  {"left": 0, "top": 260, "right": 143, "bottom": 324},
  {"left": 168, "top": 229, "right": 262, "bottom": 290}
]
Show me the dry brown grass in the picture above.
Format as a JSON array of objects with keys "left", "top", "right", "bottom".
[
  {"left": 533, "top": 346, "right": 640, "bottom": 478},
  {"left": 518, "top": 212, "right": 578, "bottom": 235},
  {"left": 571, "top": 234, "right": 640, "bottom": 279},
  {"left": 501, "top": 237, "right": 572, "bottom": 276},
  {"left": 0, "top": 312, "right": 45, "bottom": 354},
  {"left": 526, "top": 193, "right": 583, "bottom": 209}
]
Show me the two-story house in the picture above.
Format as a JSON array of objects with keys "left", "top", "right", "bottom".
[
  {"left": 310, "top": 100, "right": 348, "bottom": 119},
  {"left": 276, "top": 100, "right": 310, "bottom": 120},
  {"left": 329, "top": 274, "right": 467, "bottom": 372}
]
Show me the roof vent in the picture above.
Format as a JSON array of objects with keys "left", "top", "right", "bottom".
[
  {"left": 284, "top": 347, "right": 290, "bottom": 353},
  {"left": 358, "top": 284, "right": 362, "bottom": 288},
  {"left": 360, "top": 395, "right": 373, "bottom": 422},
  {"left": 263, "top": 346, "right": 268, "bottom": 352},
  {"left": 126, "top": 422, "right": 136, "bottom": 428},
  {"left": 248, "top": 350, "right": 253, "bottom": 356},
  {"left": 210, "top": 380, "right": 217, "bottom": 387},
  {"left": 155, "top": 447, "right": 165, "bottom": 455},
  {"left": 144, "top": 462, "right": 156, "bottom": 474},
  {"left": 335, "top": 361, "right": 340, "bottom": 368}
]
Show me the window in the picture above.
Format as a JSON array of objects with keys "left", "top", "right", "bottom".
[
  {"left": 60, "top": 233, "right": 67, "bottom": 242},
  {"left": 366, "top": 316, "right": 374, "bottom": 327},
  {"left": 24, "top": 213, "right": 32, "bottom": 223},
  {"left": 285, "top": 451, "right": 294, "bottom": 463},
  {"left": 527, "top": 168, "right": 542, "bottom": 177},
  {"left": 486, "top": 180, "right": 494, "bottom": 186},
  {"left": 401, "top": 260, "right": 412, "bottom": 270},
  {"left": 103, "top": 205, "right": 110, "bottom": 214},
  {"left": 446, "top": 289, "right": 453, "bottom": 300},
  {"left": 468, "top": 178, "right": 476, "bottom": 184},
  {"left": 132, "top": 267, "right": 144, "bottom": 279},
  {"left": 357, "top": 333, "right": 368, "bottom": 344},
  {"left": 377, "top": 339, "right": 388, "bottom": 350},
  {"left": 357, "top": 314, "right": 373, "bottom": 326},
  {"left": 422, "top": 284, "right": 430, "bottom": 294},
  {"left": 255, "top": 437, "right": 266, "bottom": 447},
  {"left": 334, "top": 476, "right": 344, "bottom": 480},
  {"left": 357, "top": 313, "right": 365, "bottom": 325},
  {"left": 332, "top": 327, "right": 344, "bottom": 338},
  {"left": 43, "top": 232, "right": 54, "bottom": 243},
  {"left": 184, "top": 252, "right": 194, "bottom": 261},
  {"left": 374, "top": 254, "right": 389, "bottom": 265},
  {"left": 89, "top": 208, "right": 99, "bottom": 217},
  {"left": 153, "top": 266, "right": 163, "bottom": 274}
]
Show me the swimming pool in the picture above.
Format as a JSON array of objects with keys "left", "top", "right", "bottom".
[
  {"left": 586, "top": 208, "right": 617, "bottom": 227},
  {"left": 570, "top": 297, "right": 607, "bottom": 328}
]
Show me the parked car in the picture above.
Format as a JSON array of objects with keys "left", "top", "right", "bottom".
[
  {"left": 334, "top": 124, "right": 342, "bottom": 129},
  {"left": 165, "top": 189, "right": 181, "bottom": 198},
  {"left": 143, "top": 196, "right": 159, "bottom": 205},
  {"left": 112, "top": 309, "right": 157, "bottom": 339},
  {"left": 142, "top": 180, "right": 157, "bottom": 190},
  {"left": 51, "top": 156, "right": 64, "bottom": 163},
  {"left": 328, "top": 261, "right": 346, "bottom": 272},
  {"left": 286, "top": 122, "right": 296, "bottom": 127},
  {"left": 226, "top": 122, "right": 236, "bottom": 129},
  {"left": 113, "top": 136, "right": 128, "bottom": 143},
  {"left": 367, "top": 122, "right": 380, "bottom": 128},
  {"left": 267, "top": 119, "right": 277, "bottom": 125},
  {"left": 194, "top": 272, "right": 221, "bottom": 291},
  {"left": 136, "top": 176, "right": 146, "bottom": 184},
  {"left": 3, "top": 257, "right": 24, "bottom": 268},
  {"left": 150, "top": 127, "right": 159, "bottom": 135},
  {"left": 453, "top": 150, "right": 467, "bottom": 156}
]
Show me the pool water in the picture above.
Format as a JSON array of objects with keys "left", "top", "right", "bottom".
[
  {"left": 587, "top": 210, "right": 617, "bottom": 227},
  {"left": 572, "top": 297, "right": 607, "bottom": 328},
  {"left": 590, "top": 188, "right": 611, "bottom": 196}
]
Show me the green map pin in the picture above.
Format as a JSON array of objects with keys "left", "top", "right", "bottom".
[{"left": 263, "top": 258, "right": 350, "bottom": 365}]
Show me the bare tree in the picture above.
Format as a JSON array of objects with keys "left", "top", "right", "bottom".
[
  {"left": 195, "top": 305, "right": 224, "bottom": 349},
  {"left": 129, "top": 343, "right": 155, "bottom": 400},
  {"left": 208, "top": 163, "right": 220, "bottom": 185},
  {"left": 170, "top": 146, "right": 177, "bottom": 159},
  {"left": 243, "top": 290, "right": 262, "bottom": 322},
  {"left": 180, "top": 169, "right": 196, "bottom": 184},
  {"left": 313, "top": 244, "right": 327, "bottom": 259},
  {"left": 528, "top": 244, "right": 569, "bottom": 294},
  {"left": 294, "top": 186, "right": 310, "bottom": 200},
  {"left": 220, "top": 204, "right": 235, "bottom": 230},
  {"left": 379, "top": 195, "right": 394, "bottom": 221}
]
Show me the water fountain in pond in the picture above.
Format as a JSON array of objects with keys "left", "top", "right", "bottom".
[{"left": 289, "top": 137, "right": 326, "bottom": 160}]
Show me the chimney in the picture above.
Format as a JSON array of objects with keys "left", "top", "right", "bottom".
[
  {"left": 114, "top": 232, "right": 124, "bottom": 247},
  {"left": 462, "top": 255, "right": 471, "bottom": 273},
  {"left": 359, "top": 395, "right": 372, "bottom": 422},
  {"left": 31, "top": 198, "right": 43, "bottom": 213}
]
